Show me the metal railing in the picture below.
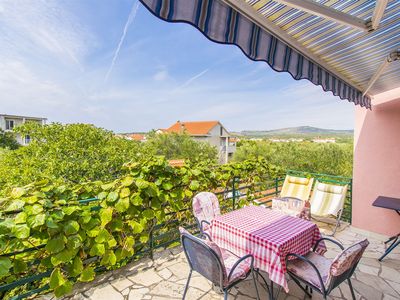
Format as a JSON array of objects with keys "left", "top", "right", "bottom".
[{"left": 0, "top": 171, "right": 352, "bottom": 299}]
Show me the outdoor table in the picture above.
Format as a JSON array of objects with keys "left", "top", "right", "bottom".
[
  {"left": 372, "top": 196, "right": 400, "bottom": 261},
  {"left": 210, "top": 205, "right": 326, "bottom": 296}
]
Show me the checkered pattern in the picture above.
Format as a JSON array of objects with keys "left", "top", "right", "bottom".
[{"left": 210, "top": 205, "right": 326, "bottom": 292}]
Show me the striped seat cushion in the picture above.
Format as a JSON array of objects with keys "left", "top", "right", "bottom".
[
  {"left": 310, "top": 181, "right": 348, "bottom": 217},
  {"left": 280, "top": 175, "right": 314, "bottom": 201}
]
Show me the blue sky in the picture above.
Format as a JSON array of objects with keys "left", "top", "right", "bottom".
[{"left": 0, "top": 0, "right": 355, "bottom": 132}]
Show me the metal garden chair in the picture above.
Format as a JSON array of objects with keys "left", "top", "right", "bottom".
[
  {"left": 192, "top": 192, "right": 221, "bottom": 240},
  {"left": 285, "top": 238, "right": 369, "bottom": 300},
  {"left": 309, "top": 181, "right": 348, "bottom": 235},
  {"left": 179, "top": 227, "right": 262, "bottom": 300}
]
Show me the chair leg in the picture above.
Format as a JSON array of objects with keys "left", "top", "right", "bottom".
[
  {"left": 348, "top": 278, "right": 356, "bottom": 300},
  {"left": 254, "top": 269, "right": 271, "bottom": 296},
  {"left": 251, "top": 269, "right": 260, "bottom": 300},
  {"left": 182, "top": 269, "right": 192, "bottom": 300},
  {"left": 291, "top": 277, "right": 312, "bottom": 298}
]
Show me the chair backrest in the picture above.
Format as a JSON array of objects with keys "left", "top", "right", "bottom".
[
  {"left": 310, "top": 181, "right": 348, "bottom": 217},
  {"left": 327, "top": 239, "right": 369, "bottom": 289},
  {"left": 192, "top": 192, "right": 221, "bottom": 230},
  {"left": 179, "top": 227, "right": 226, "bottom": 287},
  {"left": 280, "top": 175, "right": 314, "bottom": 201}
]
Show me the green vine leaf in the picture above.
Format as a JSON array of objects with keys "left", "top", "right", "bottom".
[
  {"left": 121, "top": 176, "right": 134, "bottom": 187},
  {"left": 49, "top": 268, "right": 66, "bottom": 289},
  {"left": 14, "top": 212, "right": 27, "bottom": 224},
  {"left": 115, "top": 197, "right": 130, "bottom": 213},
  {"left": 12, "top": 224, "right": 30, "bottom": 239},
  {"left": 0, "top": 257, "right": 12, "bottom": 276},
  {"left": 64, "top": 220, "right": 80, "bottom": 236},
  {"left": 89, "top": 243, "right": 105, "bottom": 256},
  {"left": 106, "top": 191, "right": 118, "bottom": 202},
  {"left": 99, "top": 208, "right": 113, "bottom": 227},
  {"left": 79, "top": 266, "right": 95, "bottom": 282},
  {"left": 46, "top": 236, "right": 66, "bottom": 253}
]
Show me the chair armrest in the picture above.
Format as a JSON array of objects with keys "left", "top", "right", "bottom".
[
  {"left": 201, "top": 232, "right": 212, "bottom": 241},
  {"left": 228, "top": 254, "right": 254, "bottom": 281},
  {"left": 285, "top": 253, "right": 326, "bottom": 293},
  {"left": 313, "top": 238, "right": 344, "bottom": 252},
  {"left": 200, "top": 220, "right": 211, "bottom": 232}
]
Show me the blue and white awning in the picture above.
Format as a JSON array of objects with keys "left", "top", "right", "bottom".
[{"left": 140, "top": 0, "right": 400, "bottom": 109}]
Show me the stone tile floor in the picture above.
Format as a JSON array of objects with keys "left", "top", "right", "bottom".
[{"left": 42, "top": 223, "right": 400, "bottom": 300}]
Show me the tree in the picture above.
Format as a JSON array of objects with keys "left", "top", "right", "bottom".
[
  {"left": 143, "top": 132, "right": 218, "bottom": 163},
  {"left": 0, "top": 123, "right": 140, "bottom": 187},
  {"left": 0, "top": 129, "right": 19, "bottom": 150},
  {"left": 233, "top": 140, "right": 353, "bottom": 177}
]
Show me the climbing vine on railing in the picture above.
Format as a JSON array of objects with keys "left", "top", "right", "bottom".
[{"left": 0, "top": 156, "right": 281, "bottom": 299}]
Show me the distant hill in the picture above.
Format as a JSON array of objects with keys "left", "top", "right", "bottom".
[{"left": 233, "top": 126, "right": 353, "bottom": 138}]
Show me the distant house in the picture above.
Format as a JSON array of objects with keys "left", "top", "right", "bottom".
[
  {"left": 0, "top": 114, "right": 46, "bottom": 145},
  {"left": 117, "top": 133, "right": 147, "bottom": 142},
  {"left": 129, "top": 134, "right": 147, "bottom": 142},
  {"left": 165, "top": 120, "right": 236, "bottom": 163},
  {"left": 312, "top": 138, "right": 336, "bottom": 143}
]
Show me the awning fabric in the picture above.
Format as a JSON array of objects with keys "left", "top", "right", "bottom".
[{"left": 140, "top": 0, "right": 371, "bottom": 108}]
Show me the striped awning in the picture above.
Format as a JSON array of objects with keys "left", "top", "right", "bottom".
[{"left": 140, "top": 0, "right": 400, "bottom": 109}]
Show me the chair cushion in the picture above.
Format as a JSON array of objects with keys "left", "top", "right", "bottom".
[
  {"left": 287, "top": 252, "right": 331, "bottom": 290},
  {"left": 288, "top": 176, "right": 310, "bottom": 185},
  {"left": 192, "top": 192, "right": 221, "bottom": 231},
  {"left": 220, "top": 248, "right": 251, "bottom": 285},
  {"left": 316, "top": 182, "right": 346, "bottom": 194},
  {"left": 330, "top": 239, "right": 369, "bottom": 276}
]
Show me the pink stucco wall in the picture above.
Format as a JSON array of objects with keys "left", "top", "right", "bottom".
[{"left": 353, "top": 94, "right": 400, "bottom": 236}]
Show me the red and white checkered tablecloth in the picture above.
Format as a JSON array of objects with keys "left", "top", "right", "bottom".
[{"left": 211, "top": 205, "right": 326, "bottom": 292}]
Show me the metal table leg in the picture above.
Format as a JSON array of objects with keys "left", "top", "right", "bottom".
[{"left": 379, "top": 233, "right": 400, "bottom": 261}]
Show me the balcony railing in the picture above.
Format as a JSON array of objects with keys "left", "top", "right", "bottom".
[{"left": 0, "top": 170, "right": 352, "bottom": 300}]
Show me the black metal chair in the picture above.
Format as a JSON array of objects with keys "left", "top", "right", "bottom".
[
  {"left": 180, "top": 227, "right": 262, "bottom": 300},
  {"left": 285, "top": 238, "right": 369, "bottom": 300}
]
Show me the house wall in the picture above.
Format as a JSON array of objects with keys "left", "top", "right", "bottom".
[
  {"left": 0, "top": 115, "right": 46, "bottom": 145},
  {"left": 353, "top": 95, "right": 400, "bottom": 236}
]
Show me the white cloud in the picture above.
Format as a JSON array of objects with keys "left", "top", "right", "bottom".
[
  {"left": 0, "top": 0, "right": 93, "bottom": 68},
  {"left": 153, "top": 69, "right": 169, "bottom": 81}
]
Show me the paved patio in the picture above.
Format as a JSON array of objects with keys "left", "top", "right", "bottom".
[{"left": 42, "top": 223, "right": 400, "bottom": 300}]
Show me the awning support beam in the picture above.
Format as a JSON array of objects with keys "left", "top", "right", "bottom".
[
  {"left": 370, "top": 0, "right": 389, "bottom": 30},
  {"left": 363, "top": 51, "right": 400, "bottom": 96},
  {"left": 272, "top": 0, "right": 369, "bottom": 31},
  {"left": 222, "top": 0, "right": 366, "bottom": 92}
]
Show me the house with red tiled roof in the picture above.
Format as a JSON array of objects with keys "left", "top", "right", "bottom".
[{"left": 165, "top": 121, "right": 236, "bottom": 163}]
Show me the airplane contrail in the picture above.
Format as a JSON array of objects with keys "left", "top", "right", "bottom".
[
  {"left": 104, "top": 0, "right": 140, "bottom": 82},
  {"left": 180, "top": 69, "right": 209, "bottom": 89}
]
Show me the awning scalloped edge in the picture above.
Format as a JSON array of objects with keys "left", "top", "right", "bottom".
[{"left": 139, "top": 0, "right": 371, "bottom": 109}]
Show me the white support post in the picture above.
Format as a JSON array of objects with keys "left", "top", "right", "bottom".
[
  {"left": 363, "top": 51, "right": 400, "bottom": 96},
  {"left": 225, "top": 137, "right": 229, "bottom": 164},
  {"left": 270, "top": 0, "right": 368, "bottom": 31},
  {"left": 371, "top": 0, "right": 388, "bottom": 30}
]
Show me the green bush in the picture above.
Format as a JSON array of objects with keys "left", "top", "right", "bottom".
[
  {"left": 0, "top": 129, "right": 19, "bottom": 150},
  {"left": 143, "top": 131, "right": 218, "bottom": 162},
  {"left": 233, "top": 140, "right": 353, "bottom": 177},
  {"left": 0, "top": 123, "right": 141, "bottom": 188}
]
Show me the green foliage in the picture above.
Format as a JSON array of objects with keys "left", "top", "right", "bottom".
[
  {"left": 0, "top": 156, "right": 279, "bottom": 298},
  {"left": 0, "top": 123, "right": 140, "bottom": 187},
  {"left": 233, "top": 140, "right": 353, "bottom": 177},
  {"left": 143, "top": 132, "right": 218, "bottom": 162},
  {"left": 0, "top": 129, "right": 19, "bottom": 150}
]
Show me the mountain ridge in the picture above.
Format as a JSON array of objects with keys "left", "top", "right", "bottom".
[{"left": 233, "top": 126, "right": 353, "bottom": 137}]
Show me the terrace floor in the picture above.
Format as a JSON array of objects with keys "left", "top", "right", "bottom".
[{"left": 42, "top": 223, "right": 400, "bottom": 300}]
